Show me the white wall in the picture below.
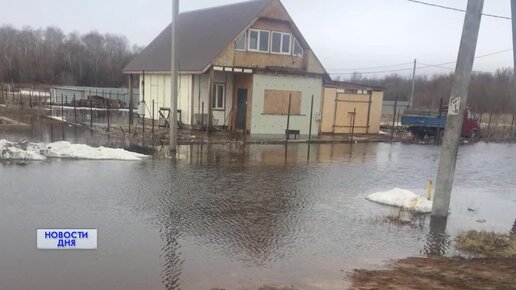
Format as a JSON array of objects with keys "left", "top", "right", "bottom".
[
  {"left": 139, "top": 73, "right": 193, "bottom": 125},
  {"left": 251, "top": 74, "right": 323, "bottom": 135},
  {"left": 191, "top": 71, "right": 233, "bottom": 127},
  {"left": 138, "top": 71, "right": 234, "bottom": 127}
]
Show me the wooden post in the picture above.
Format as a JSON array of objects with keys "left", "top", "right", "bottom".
[
  {"left": 332, "top": 94, "right": 338, "bottom": 135},
  {"left": 152, "top": 99, "right": 155, "bottom": 146},
  {"left": 29, "top": 87, "right": 32, "bottom": 109},
  {"left": 207, "top": 68, "right": 214, "bottom": 134},
  {"left": 366, "top": 91, "right": 372, "bottom": 134},
  {"left": 391, "top": 95, "right": 398, "bottom": 142},
  {"left": 128, "top": 74, "right": 134, "bottom": 134},
  {"left": 107, "top": 100, "right": 110, "bottom": 133},
  {"left": 61, "top": 93, "right": 64, "bottom": 121},
  {"left": 351, "top": 107, "right": 356, "bottom": 143},
  {"left": 61, "top": 93, "right": 65, "bottom": 140},
  {"left": 308, "top": 94, "right": 314, "bottom": 141},
  {"left": 90, "top": 92, "right": 93, "bottom": 128},
  {"left": 286, "top": 93, "right": 292, "bottom": 141},
  {"left": 73, "top": 94, "right": 77, "bottom": 123},
  {"left": 487, "top": 111, "right": 493, "bottom": 138},
  {"left": 201, "top": 101, "right": 205, "bottom": 131},
  {"left": 510, "top": 113, "right": 515, "bottom": 138}
]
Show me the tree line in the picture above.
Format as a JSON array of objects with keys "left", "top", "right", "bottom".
[
  {"left": 0, "top": 26, "right": 142, "bottom": 88},
  {"left": 336, "top": 68, "right": 515, "bottom": 114}
]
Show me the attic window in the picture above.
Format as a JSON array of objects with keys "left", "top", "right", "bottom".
[
  {"left": 293, "top": 38, "right": 303, "bottom": 57},
  {"left": 235, "top": 33, "right": 246, "bottom": 51},
  {"left": 248, "top": 29, "right": 269, "bottom": 53},
  {"left": 271, "top": 31, "right": 291, "bottom": 54}
]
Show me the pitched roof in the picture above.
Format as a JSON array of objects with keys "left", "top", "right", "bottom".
[{"left": 123, "top": 0, "right": 272, "bottom": 73}]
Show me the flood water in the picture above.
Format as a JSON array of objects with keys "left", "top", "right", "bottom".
[{"left": 0, "top": 142, "right": 515, "bottom": 290}]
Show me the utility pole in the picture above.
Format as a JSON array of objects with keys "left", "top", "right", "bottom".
[
  {"left": 169, "top": 0, "right": 179, "bottom": 154},
  {"left": 511, "top": 0, "right": 516, "bottom": 118},
  {"left": 409, "top": 59, "right": 417, "bottom": 108},
  {"left": 432, "top": 0, "right": 484, "bottom": 218}
]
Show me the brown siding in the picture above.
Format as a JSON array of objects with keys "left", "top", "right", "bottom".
[
  {"left": 210, "top": 2, "right": 326, "bottom": 75},
  {"left": 260, "top": 0, "right": 290, "bottom": 21},
  {"left": 212, "top": 43, "right": 235, "bottom": 67}
]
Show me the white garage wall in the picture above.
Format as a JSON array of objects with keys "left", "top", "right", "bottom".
[
  {"left": 251, "top": 74, "right": 323, "bottom": 135},
  {"left": 139, "top": 73, "right": 193, "bottom": 125}
]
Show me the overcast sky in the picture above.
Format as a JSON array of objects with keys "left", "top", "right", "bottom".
[{"left": 0, "top": 0, "right": 513, "bottom": 77}]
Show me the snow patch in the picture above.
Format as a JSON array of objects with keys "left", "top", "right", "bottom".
[
  {"left": 366, "top": 188, "right": 432, "bottom": 213},
  {"left": 0, "top": 139, "right": 148, "bottom": 161}
]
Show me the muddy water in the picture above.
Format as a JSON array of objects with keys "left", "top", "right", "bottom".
[{"left": 0, "top": 142, "right": 515, "bottom": 290}]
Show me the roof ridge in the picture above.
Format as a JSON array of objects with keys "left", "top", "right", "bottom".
[{"left": 180, "top": 0, "right": 271, "bottom": 16}]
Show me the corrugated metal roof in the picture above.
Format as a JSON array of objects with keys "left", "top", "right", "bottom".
[
  {"left": 124, "top": 0, "right": 272, "bottom": 73},
  {"left": 325, "top": 80, "right": 385, "bottom": 91}
]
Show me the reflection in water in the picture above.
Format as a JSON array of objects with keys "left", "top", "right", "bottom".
[
  {"left": 423, "top": 216, "right": 451, "bottom": 256},
  {"left": 160, "top": 210, "right": 184, "bottom": 290},
  {"left": 1, "top": 141, "right": 515, "bottom": 290}
]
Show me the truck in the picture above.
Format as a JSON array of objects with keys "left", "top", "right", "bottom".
[{"left": 401, "top": 106, "right": 479, "bottom": 139}]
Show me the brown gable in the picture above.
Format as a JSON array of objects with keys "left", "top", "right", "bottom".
[
  {"left": 260, "top": 0, "right": 290, "bottom": 21},
  {"left": 212, "top": 0, "right": 327, "bottom": 76}
]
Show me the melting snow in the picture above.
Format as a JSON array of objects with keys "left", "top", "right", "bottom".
[
  {"left": 0, "top": 139, "right": 148, "bottom": 161},
  {"left": 366, "top": 188, "right": 432, "bottom": 213}
]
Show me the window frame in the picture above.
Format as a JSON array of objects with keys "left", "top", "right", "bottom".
[
  {"left": 235, "top": 32, "right": 246, "bottom": 51},
  {"left": 212, "top": 83, "right": 225, "bottom": 110},
  {"left": 293, "top": 37, "right": 304, "bottom": 57},
  {"left": 248, "top": 29, "right": 270, "bottom": 53},
  {"left": 271, "top": 31, "right": 292, "bottom": 55}
]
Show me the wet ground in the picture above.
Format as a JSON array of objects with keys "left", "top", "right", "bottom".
[
  {"left": 350, "top": 256, "right": 516, "bottom": 289},
  {"left": 0, "top": 140, "right": 515, "bottom": 289}
]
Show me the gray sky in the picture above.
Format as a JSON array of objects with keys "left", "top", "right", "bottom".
[{"left": 0, "top": 0, "right": 513, "bottom": 77}]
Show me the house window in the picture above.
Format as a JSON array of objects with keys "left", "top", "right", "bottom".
[
  {"left": 248, "top": 29, "right": 269, "bottom": 52},
  {"left": 235, "top": 33, "right": 246, "bottom": 51},
  {"left": 293, "top": 38, "right": 303, "bottom": 57},
  {"left": 271, "top": 31, "right": 291, "bottom": 54},
  {"left": 213, "top": 84, "right": 225, "bottom": 110}
]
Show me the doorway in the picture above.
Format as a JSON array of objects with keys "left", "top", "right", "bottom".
[{"left": 236, "top": 88, "right": 247, "bottom": 131}]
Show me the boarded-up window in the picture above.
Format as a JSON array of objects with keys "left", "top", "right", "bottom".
[{"left": 263, "top": 90, "right": 301, "bottom": 115}]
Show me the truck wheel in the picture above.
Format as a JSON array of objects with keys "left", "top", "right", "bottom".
[{"left": 470, "top": 129, "right": 478, "bottom": 140}]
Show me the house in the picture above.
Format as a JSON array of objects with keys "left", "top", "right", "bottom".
[{"left": 123, "top": 0, "right": 384, "bottom": 136}]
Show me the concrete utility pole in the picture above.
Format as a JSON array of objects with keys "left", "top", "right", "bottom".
[
  {"left": 169, "top": 0, "right": 179, "bottom": 153},
  {"left": 511, "top": 0, "right": 516, "bottom": 116},
  {"left": 409, "top": 59, "right": 417, "bottom": 108},
  {"left": 432, "top": 0, "right": 484, "bottom": 217}
]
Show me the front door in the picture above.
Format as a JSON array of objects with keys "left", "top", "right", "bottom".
[{"left": 236, "top": 89, "right": 247, "bottom": 130}]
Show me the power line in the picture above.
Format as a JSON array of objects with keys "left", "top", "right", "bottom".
[
  {"left": 329, "top": 48, "right": 513, "bottom": 75},
  {"left": 326, "top": 62, "right": 413, "bottom": 71},
  {"left": 418, "top": 62, "right": 454, "bottom": 70},
  {"left": 407, "top": 0, "right": 511, "bottom": 20}
]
